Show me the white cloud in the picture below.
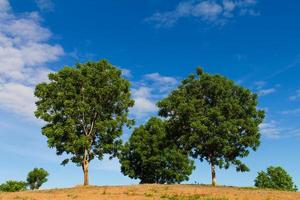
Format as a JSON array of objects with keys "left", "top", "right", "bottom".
[
  {"left": 133, "top": 97, "right": 157, "bottom": 114},
  {"left": 130, "top": 87, "right": 158, "bottom": 118},
  {"left": 259, "top": 120, "right": 280, "bottom": 139},
  {"left": 0, "top": 0, "right": 10, "bottom": 12},
  {"left": 35, "top": 0, "right": 54, "bottom": 12},
  {"left": 143, "top": 72, "right": 178, "bottom": 93},
  {"left": 132, "top": 86, "right": 152, "bottom": 98},
  {"left": 146, "top": 0, "right": 259, "bottom": 28},
  {"left": 260, "top": 120, "right": 300, "bottom": 139},
  {"left": 254, "top": 81, "right": 279, "bottom": 97},
  {"left": 144, "top": 72, "right": 177, "bottom": 85},
  {"left": 0, "top": 83, "right": 36, "bottom": 117},
  {"left": 0, "top": 0, "right": 64, "bottom": 120},
  {"left": 119, "top": 67, "right": 132, "bottom": 78},
  {"left": 257, "top": 88, "right": 276, "bottom": 96},
  {"left": 289, "top": 90, "right": 300, "bottom": 101},
  {"left": 130, "top": 73, "right": 178, "bottom": 120},
  {"left": 192, "top": 1, "right": 223, "bottom": 21},
  {"left": 223, "top": 0, "right": 236, "bottom": 13}
]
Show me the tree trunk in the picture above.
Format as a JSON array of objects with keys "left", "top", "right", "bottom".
[
  {"left": 82, "top": 159, "right": 89, "bottom": 186},
  {"left": 211, "top": 163, "right": 217, "bottom": 187}
]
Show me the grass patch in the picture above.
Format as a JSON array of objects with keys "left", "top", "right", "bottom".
[
  {"left": 144, "top": 192, "right": 154, "bottom": 197},
  {"left": 13, "top": 196, "right": 36, "bottom": 200},
  {"left": 124, "top": 188, "right": 137, "bottom": 196},
  {"left": 160, "top": 194, "right": 229, "bottom": 200},
  {"left": 66, "top": 194, "right": 78, "bottom": 199},
  {"left": 239, "top": 187, "right": 259, "bottom": 190},
  {"left": 150, "top": 187, "right": 159, "bottom": 193}
]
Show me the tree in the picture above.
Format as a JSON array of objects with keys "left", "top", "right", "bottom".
[
  {"left": 157, "top": 68, "right": 265, "bottom": 186},
  {"left": 0, "top": 180, "right": 27, "bottom": 192},
  {"left": 27, "top": 168, "right": 49, "bottom": 190},
  {"left": 119, "top": 117, "right": 194, "bottom": 184},
  {"left": 255, "top": 166, "right": 297, "bottom": 191},
  {"left": 34, "top": 60, "right": 134, "bottom": 186}
]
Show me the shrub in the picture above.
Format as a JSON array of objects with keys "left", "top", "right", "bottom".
[
  {"left": 0, "top": 180, "right": 27, "bottom": 192},
  {"left": 254, "top": 166, "right": 297, "bottom": 191},
  {"left": 27, "top": 168, "right": 49, "bottom": 190}
]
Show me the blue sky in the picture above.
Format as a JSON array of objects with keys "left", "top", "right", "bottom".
[{"left": 0, "top": 0, "right": 300, "bottom": 188}]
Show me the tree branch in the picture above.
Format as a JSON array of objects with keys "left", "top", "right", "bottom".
[{"left": 88, "top": 112, "right": 98, "bottom": 136}]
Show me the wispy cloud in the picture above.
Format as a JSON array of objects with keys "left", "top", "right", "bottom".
[
  {"left": 254, "top": 81, "right": 266, "bottom": 89},
  {"left": 289, "top": 90, "right": 300, "bottom": 101},
  {"left": 259, "top": 120, "right": 280, "bottom": 139},
  {"left": 280, "top": 108, "right": 300, "bottom": 115},
  {"left": 260, "top": 120, "right": 300, "bottom": 139},
  {"left": 144, "top": 72, "right": 178, "bottom": 92},
  {"left": 0, "top": 0, "right": 64, "bottom": 120},
  {"left": 257, "top": 88, "right": 276, "bottom": 96},
  {"left": 146, "top": 0, "right": 259, "bottom": 28},
  {"left": 35, "top": 0, "right": 54, "bottom": 12},
  {"left": 266, "top": 54, "right": 300, "bottom": 80},
  {"left": 253, "top": 81, "right": 279, "bottom": 96},
  {"left": 119, "top": 67, "right": 132, "bottom": 78}
]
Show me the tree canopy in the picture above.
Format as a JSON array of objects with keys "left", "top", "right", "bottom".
[
  {"left": 119, "top": 117, "right": 194, "bottom": 184},
  {"left": 34, "top": 60, "right": 134, "bottom": 185},
  {"left": 157, "top": 68, "right": 265, "bottom": 186},
  {"left": 0, "top": 181, "right": 27, "bottom": 192},
  {"left": 27, "top": 168, "right": 49, "bottom": 190},
  {"left": 255, "top": 166, "right": 297, "bottom": 191}
]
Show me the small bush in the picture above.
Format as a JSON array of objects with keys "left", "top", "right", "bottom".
[
  {"left": 0, "top": 180, "right": 27, "bottom": 192},
  {"left": 160, "top": 194, "right": 228, "bottom": 200},
  {"left": 254, "top": 166, "right": 297, "bottom": 191},
  {"left": 27, "top": 168, "right": 49, "bottom": 190}
]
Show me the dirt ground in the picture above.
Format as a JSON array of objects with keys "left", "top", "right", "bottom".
[{"left": 0, "top": 184, "right": 300, "bottom": 200}]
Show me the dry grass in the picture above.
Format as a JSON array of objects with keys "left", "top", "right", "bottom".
[{"left": 0, "top": 184, "right": 299, "bottom": 200}]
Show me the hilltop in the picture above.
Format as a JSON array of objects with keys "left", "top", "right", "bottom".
[{"left": 1, "top": 184, "right": 299, "bottom": 200}]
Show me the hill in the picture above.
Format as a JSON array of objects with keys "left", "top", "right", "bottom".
[{"left": 0, "top": 184, "right": 299, "bottom": 200}]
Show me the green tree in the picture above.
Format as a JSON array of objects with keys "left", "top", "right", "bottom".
[
  {"left": 119, "top": 117, "right": 194, "bottom": 184},
  {"left": 157, "top": 68, "right": 265, "bottom": 186},
  {"left": 0, "top": 181, "right": 27, "bottom": 192},
  {"left": 255, "top": 166, "right": 297, "bottom": 191},
  {"left": 34, "top": 60, "right": 134, "bottom": 186},
  {"left": 27, "top": 168, "right": 49, "bottom": 190}
]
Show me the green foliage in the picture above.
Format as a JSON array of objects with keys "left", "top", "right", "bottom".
[
  {"left": 119, "top": 117, "right": 195, "bottom": 184},
  {"left": 26, "top": 168, "right": 49, "bottom": 190},
  {"left": 196, "top": 67, "right": 203, "bottom": 76},
  {"left": 254, "top": 166, "right": 297, "bottom": 191},
  {"left": 157, "top": 69, "right": 265, "bottom": 174},
  {"left": 0, "top": 180, "right": 27, "bottom": 192},
  {"left": 34, "top": 60, "right": 134, "bottom": 184}
]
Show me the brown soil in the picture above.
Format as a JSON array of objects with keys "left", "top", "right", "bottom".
[{"left": 0, "top": 184, "right": 299, "bottom": 200}]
